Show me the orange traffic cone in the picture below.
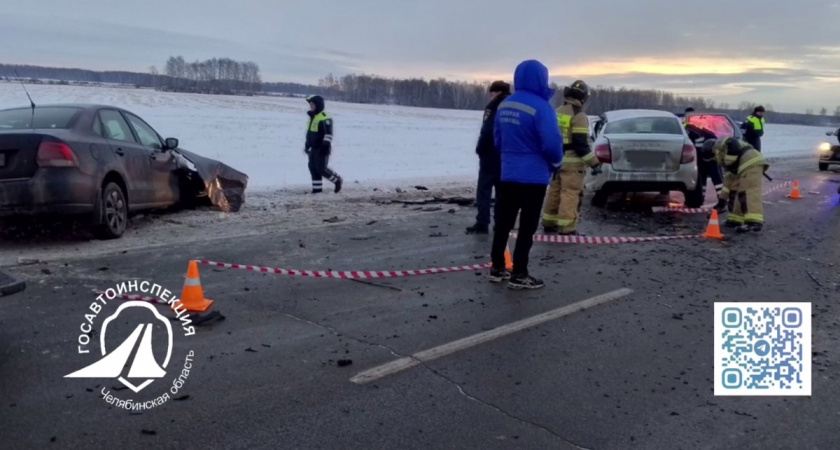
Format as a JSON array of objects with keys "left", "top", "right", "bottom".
[
  {"left": 701, "top": 209, "right": 725, "bottom": 239},
  {"left": 504, "top": 242, "right": 513, "bottom": 271},
  {"left": 787, "top": 180, "right": 802, "bottom": 199},
  {"left": 178, "top": 260, "right": 214, "bottom": 312}
]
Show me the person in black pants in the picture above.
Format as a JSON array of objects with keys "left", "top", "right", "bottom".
[
  {"left": 466, "top": 81, "right": 511, "bottom": 234},
  {"left": 488, "top": 60, "right": 564, "bottom": 289},
  {"left": 305, "top": 95, "right": 343, "bottom": 193}
]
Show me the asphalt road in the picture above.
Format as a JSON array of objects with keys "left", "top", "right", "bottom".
[{"left": 1, "top": 158, "right": 839, "bottom": 450}]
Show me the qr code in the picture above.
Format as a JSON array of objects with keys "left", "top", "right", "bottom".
[{"left": 714, "top": 302, "right": 811, "bottom": 396}]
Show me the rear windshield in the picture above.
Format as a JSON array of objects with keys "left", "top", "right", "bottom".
[
  {"left": 0, "top": 107, "right": 81, "bottom": 130},
  {"left": 604, "top": 117, "right": 683, "bottom": 135},
  {"left": 684, "top": 115, "right": 736, "bottom": 139}
]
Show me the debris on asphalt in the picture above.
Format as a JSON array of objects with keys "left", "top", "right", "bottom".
[
  {"left": 112, "top": 385, "right": 128, "bottom": 391},
  {"left": 429, "top": 232, "right": 446, "bottom": 237},
  {"left": 141, "top": 429, "right": 156, "bottom": 435},
  {"left": 428, "top": 315, "right": 438, "bottom": 320},
  {"left": 415, "top": 185, "right": 429, "bottom": 190},
  {"left": 421, "top": 206, "right": 443, "bottom": 212},
  {"left": 806, "top": 270, "right": 823, "bottom": 286},
  {"left": 337, "top": 359, "right": 353, "bottom": 367},
  {"left": 17, "top": 257, "right": 41, "bottom": 265},
  {"left": 366, "top": 220, "right": 378, "bottom": 225},
  {"left": 189, "top": 311, "right": 225, "bottom": 326},
  {"left": 173, "top": 395, "right": 190, "bottom": 401},
  {"left": 672, "top": 313, "right": 684, "bottom": 320},
  {"left": 658, "top": 302, "right": 673, "bottom": 308},
  {"left": 323, "top": 216, "right": 344, "bottom": 223},
  {"left": 245, "top": 347, "right": 257, "bottom": 353},
  {"left": 350, "top": 235, "right": 375, "bottom": 241},
  {"left": 448, "top": 209, "right": 456, "bottom": 213},
  {"left": 261, "top": 344, "right": 271, "bottom": 348}
]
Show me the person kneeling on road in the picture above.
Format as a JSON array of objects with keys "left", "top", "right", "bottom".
[
  {"left": 305, "top": 95, "right": 343, "bottom": 193},
  {"left": 541, "top": 79, "right": 601, "bottom": 235},
  {"left": 489, "top": 59, "right": 564, "bottom": 290},
  {"left": 702, "top": 138, "right": 769, "bottom": 232}
]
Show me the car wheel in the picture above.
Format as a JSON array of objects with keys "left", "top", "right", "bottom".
[
  {"left": 819, "top": 163, "right": 828, "bottom": 171},
  {"left": 591, "top": 190, "right": 608, "bottom": 207},
  {"left": 683, "top": 188, "right": 705, "bottom": 208},
  {"left": 93, "top": 182, "right": 128, "bottom": 239}
]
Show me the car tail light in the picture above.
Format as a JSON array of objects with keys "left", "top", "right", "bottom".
[
  {"left": 594, "top": 143, "right": 611, "bottom": 163},
  {"left": 37, "top": 141, "right": 79, "bottom": 167},
  {"left": 681, "top": 143, "right": 696, "bottom": 164}
]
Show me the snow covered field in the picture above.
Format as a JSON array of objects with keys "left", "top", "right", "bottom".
[{"left": 0, "top": 82, "right": 833, "bottom": 191}]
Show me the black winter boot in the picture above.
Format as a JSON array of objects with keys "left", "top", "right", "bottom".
[{"left": 466, "top": 223, "right": 489, "bottom": 234}]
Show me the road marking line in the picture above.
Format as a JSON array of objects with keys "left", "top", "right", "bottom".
[{"left": 349, "top": 287, "right": 634, "bottom": 384}]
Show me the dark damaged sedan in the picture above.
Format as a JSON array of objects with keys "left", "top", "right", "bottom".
[{"left": 0, "top": 104, "right": 248, "bottom": 239}]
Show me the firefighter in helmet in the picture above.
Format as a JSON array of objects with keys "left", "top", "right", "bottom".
[
  {"left": 542, "top": 80, "right": 600, "bottom": 235},
  {"left": 701, "top": 137, "right": 769, "bottom": 232}
]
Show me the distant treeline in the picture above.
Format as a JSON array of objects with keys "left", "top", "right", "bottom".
[
  {"left": 154, "top": 56, "right": 262, "bottom": 95},
  {"left": 2, "top": 63, "right": 839, "bottom": 126}
]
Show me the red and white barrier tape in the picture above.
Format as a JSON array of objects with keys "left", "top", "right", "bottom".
[
  {"left": 763, "top": 180, "right": 793, "bottom": 195},
  {"left": 196, "top": 260, "right": 491, "bottom": 279},
  {"left": 511, "top": 233, "right": 702, "bottom": 244},
  {"left": 652, "top": 206, "right": 712, "bottom": 213},
  {"left": 92, "top": 289, "right": 167, "bottom": 304},
  {"left": 653, "top": 181, "right": 795, "bottom": 213}
]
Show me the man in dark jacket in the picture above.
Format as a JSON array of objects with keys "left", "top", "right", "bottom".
[
  {"left": 305, "top": 95, "right": 343, "bottom": 193},
  {"left": 466, "top": 80, "right": 511, "bottom": 234},
  {"left": 489, "top": 60, "right": 564, "bottom": 290}
]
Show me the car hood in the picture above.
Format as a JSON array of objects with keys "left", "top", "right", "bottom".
[{"left": 173, "top": 148, "right": 249, "bottom": 213}]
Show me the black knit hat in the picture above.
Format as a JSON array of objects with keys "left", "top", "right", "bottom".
[{"left": 488, "top": 80, "right": 511, "bottom": 93}]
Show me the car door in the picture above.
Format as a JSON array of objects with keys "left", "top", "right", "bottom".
[
  {"left": 97, "top": 108, "right": 153, "bottom": 208},
  {"left": 121, "top": 111, "right": 179, "bottom": 206}
]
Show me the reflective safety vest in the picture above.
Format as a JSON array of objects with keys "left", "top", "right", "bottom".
[
  {"left": 746, "top": 115, "right": 764, "bottom": 131},
  {"left": 556, "top": 100, "right": 596, "bottom": 166},
  {"left": 308, "top": 112, "right": 329, "bottom": 132}
]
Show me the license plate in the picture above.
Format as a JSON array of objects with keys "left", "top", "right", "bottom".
[
  {"left": 627, "top": 151, "right": 666, "bottom": 166},
  {"left": 0, "top": 153, "right": 5, "bottom": 167}
]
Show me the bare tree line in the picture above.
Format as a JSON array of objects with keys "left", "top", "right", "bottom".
[
  {"left": 153, "top": 56, "right": 262, "bottom": 95},
  {"left": 2, "top": 62, "right": 839, "bottom": 126}
]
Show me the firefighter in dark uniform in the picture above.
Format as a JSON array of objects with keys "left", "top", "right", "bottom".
[
  {"left": 683, "top": 108, "right": 724, "bottom": 199},
  {"left": 305, "top": 95, "right": 342, "bottom": 193},
  {"left": 740, "top": 105, "right": 765, "bottom": 151},
  {"left": 466, "top": 81, "right": 511, "bottom": 234}
]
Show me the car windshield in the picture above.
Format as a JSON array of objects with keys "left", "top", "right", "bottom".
[
  {"left": 0, "top": 107, "right": 81, "bottom": 130},
  {"left": 684, "top": 114, "right": 736, "bottom": 138},
  {"left": 604, "top": 116, "right": 683, "bottom": 134}
]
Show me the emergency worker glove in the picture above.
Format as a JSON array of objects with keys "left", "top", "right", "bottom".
[
  {"left": 304, "top": 146, "right": 311, "bottom": 155},
  {"left": 727, "top": 191, "right": 737, "bottom": 212}
]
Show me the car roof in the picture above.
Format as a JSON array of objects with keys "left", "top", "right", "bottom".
[
  {"left": 604, "top": 109, "right": 680, "bottom": 121},
  {"left": 0, "top": 103, "right": 122, "bottom": 112}
]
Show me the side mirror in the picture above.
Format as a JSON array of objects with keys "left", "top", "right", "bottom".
[{"left": 164, "top": 137, "right": 179, "bottom": 150}]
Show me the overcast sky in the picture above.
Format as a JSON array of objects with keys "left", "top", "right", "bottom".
[{"left": 2, "top": 0, "right": 839, "bottom": 113}]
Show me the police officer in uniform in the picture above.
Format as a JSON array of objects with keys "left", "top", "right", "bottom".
[
  {"left": 541, "top": 80, "right": 600, "bottom": 235},
  {"left": 466, "top": 81, "right": 511, "bottom": 234},
  {"left": 305, "top": 95, "right": 342, "bottom": 193},
  {"left": 702, "top": 137, "right": 769, "bottom": 232},
  {"left": 740, "top": 105, "right": 766, "bottom": 151}
]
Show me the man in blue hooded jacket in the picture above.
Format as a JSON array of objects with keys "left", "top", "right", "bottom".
[{"left": 489, "top": 59, "right": 564, "bottom": 289}]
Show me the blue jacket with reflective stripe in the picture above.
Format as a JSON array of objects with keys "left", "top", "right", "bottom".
[{"left": 493, "top": 60, "right": 564, "bottom": 185}]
